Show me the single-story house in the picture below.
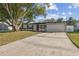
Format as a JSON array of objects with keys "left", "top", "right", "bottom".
[
  {"left": 33, "top": 23, "right": 66, "bottom": 32},
  {"left": 0, "top": 22, "right": 74, "bottom": 32},
  {"left": 22, "top": 22, "right": 75, "bottom": 32}
]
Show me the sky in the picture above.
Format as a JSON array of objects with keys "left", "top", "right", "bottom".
[{"left": 35, "top": 3, "right": 79, "bottom": 22}]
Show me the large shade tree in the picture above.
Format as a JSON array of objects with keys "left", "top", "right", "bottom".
[{"left": 0, "top": 3, "right": 48, "bottom": 31}]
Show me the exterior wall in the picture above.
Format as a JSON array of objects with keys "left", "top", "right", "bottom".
[
  {"left": 23, "top": 24, "right": 27, "bottom": 29},
  {"left": 33, "top": 24, "right": 37, "bottom": 31},
  {"left": 33, "top": 24, "right": 46, "bottom": 32},
  {"left": 22, "top": 24, "right": 33, "bottom": 30},
  {"left": 46, "top": 23, "right": 65, "bottom": 32}
]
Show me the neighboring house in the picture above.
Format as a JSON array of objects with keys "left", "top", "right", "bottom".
[
  {"left": 0, "top": 22, "right": 12, "bottom": 31},
  {"left": 66, "top": 25, "right": 74, "bottom": 32},
  {"left": 75, "top": 22, "right": 79, "bottom": 31}
]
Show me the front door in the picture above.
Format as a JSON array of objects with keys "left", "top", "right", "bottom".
[{"left": 36, "top": 24, "right": 39, "bottom": 31}]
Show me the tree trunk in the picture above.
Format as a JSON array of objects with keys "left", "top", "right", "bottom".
[{"left": 11, "top": 24, "right": 22, "bottom": 31}]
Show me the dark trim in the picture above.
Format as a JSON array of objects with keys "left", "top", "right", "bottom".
[
  {"left": 33, "top": 23, "right": 46, "bottom": 24},
  {"left": 33, "top": 22, "right": 65, "bottom": 24},
  {"left": 66, "top": 33, "right": 79, "bottom": 48}
]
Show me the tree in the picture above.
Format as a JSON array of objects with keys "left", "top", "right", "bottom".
[
  {"left": 0, "top": 3, "right": 47, "bottom": 31},
  {"left": 66, "top": 17, "right": 78, "bottom": 25},
  {"left": 56, "top": 18, "right": 63, "bottom": 23}
]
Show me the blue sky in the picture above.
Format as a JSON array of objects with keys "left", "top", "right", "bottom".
[{"left": 35, "top": 3, "right": 79, "bottom": 22}]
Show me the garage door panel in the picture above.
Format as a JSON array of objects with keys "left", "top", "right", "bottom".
[{"left": 46, "top": 24, "right": 65, "bottom": 32}]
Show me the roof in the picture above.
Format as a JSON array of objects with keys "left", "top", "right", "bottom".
[
  {"left": 25, "top": 21, "right": 66, "bottom": 25},
  {"left": 33, "top": 22, "right": 46, "bottom": 24},
  {"left": 46, "top": 22, "right": 65, "bottom": 24}
]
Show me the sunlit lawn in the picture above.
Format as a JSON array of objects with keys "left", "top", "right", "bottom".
[
  {"left": 0, "top": 31, "right": 39, "bottom": 46},
  {"left": 67, "top": 32, "right": 79, "bottom": 48}
]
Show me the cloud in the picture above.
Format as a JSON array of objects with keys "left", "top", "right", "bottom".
[
  {"left": 73, "top": 6, "right": 77, "bottom": 8},
  {"left": 46, "top": 14, "right": 66, "bottom": 20},
  {"left": 68, "top": 12, "right": 72, "bottom": 15},
  {"left": 46, "top": 3, "right": 58, "bottom": 11},
  {"left": 62, "top": 11, "right": 72, "bottom": 16},
  {"left": 46, "top": 14, "right": 60, "bottom": 19},
  {"left": 68, "top": 5, "right": 72, "bottom": 9},
  {"left": 62, "top": 16, "right": 66, "bottom": 20},
  {"left": 62, "top": 12, "right": 66, "bottom": 15}
]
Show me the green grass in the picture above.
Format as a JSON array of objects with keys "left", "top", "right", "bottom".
[
  {"left": 67, "top": 32, "right": 79, "bottom": 48},
  {"left": 0, "top": 31, "right": 39, "bottom": 46}
]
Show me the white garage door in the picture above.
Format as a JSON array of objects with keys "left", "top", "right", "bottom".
[{"left": 46, "top": 23, "right": 65, "bottom": 32}]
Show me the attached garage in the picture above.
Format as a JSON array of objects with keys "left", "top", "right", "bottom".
[{"left": 46, "top": 23, "right": 65, "bottom": 32}]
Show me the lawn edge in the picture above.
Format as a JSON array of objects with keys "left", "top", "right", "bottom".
[
  {"left": 0, "top": 31, "right": 41, "bottom": 46},
  {"left": 66, "top": 32, "right": 79, "bottom": 48}
]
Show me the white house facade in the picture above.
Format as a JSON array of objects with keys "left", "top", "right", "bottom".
[
  {"left": 33, "top": 23, "right": 66, "bottom": 32},
  {"left": 75, "top": 22, "right": 79, "bottom": 31}
]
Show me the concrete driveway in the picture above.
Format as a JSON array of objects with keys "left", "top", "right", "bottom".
[{"left": 0, "top": 32, "right": 79, "bottom": 56}]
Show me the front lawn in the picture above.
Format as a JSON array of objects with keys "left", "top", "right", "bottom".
[
  {"left": 67, "top": 32, "right": 79, "bottom": 48},
  {"left": 0, "top": 31, "right": 39, "bottom": 46}
]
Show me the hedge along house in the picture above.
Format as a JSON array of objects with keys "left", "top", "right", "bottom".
[{"left": 33, "top": 22, "right": 66, "bottom": 32}]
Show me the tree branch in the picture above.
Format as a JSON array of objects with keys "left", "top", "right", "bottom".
[{"left": 2, "top": 4, "right": 13, "bottom": 19}]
